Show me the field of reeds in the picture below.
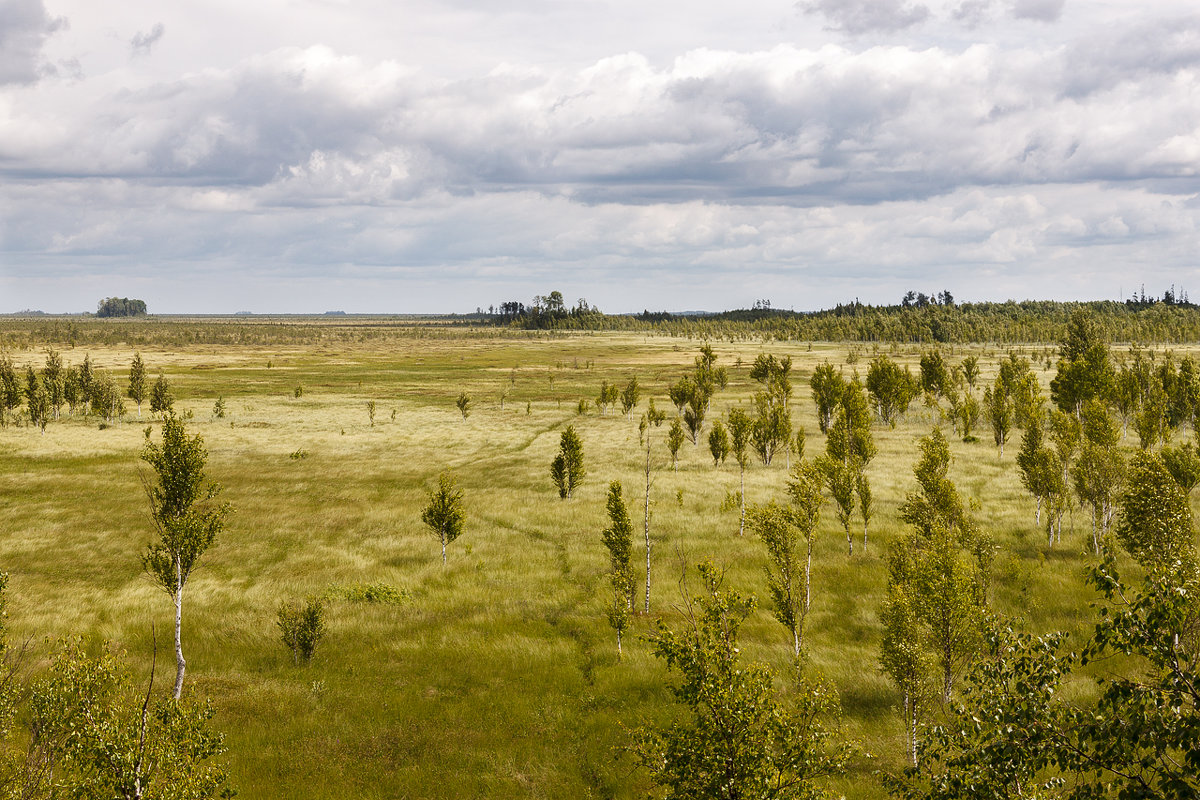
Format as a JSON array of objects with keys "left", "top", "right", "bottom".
[{"left": 0, "top": 320, "right": 1164, "bottom": 798}]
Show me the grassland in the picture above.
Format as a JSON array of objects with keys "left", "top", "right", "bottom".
[{"left": 0, "top": 325, "right": 1172, "bottom": 798}]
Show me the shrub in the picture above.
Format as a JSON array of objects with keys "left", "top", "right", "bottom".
[{"left": 277, "top": 598, "right": 327, "bottom": 664}]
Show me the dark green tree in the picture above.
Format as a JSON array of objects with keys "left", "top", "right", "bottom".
[
  {"left": 601, "top": 481, "right": 636, "bottom": 656},
  {"left": 551, "top": 425, "right": 586, "bottom": 499}
]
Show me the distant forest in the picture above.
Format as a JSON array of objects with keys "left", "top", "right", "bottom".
[{"left": 480, "top": 287, "right": 1200, "bottom": 344}]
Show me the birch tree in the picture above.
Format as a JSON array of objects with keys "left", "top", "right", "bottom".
[
  {"left": 639, "top": 400, "right": 667, "bottom": 615},
  {"left": 422, "top": 472, "right": 465, "bottom": 565},
  {"left": 141, "top": 413, "right": 229, "bottom": 700},
  {"left": 727, "top": 407, "right": 753, "bottom": 536},
  {"left": 128, "top": 352, "right": 147, "bottom": 418}
]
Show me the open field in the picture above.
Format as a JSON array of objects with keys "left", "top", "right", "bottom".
[{"left": 0, "top": 324, "right": 1181, "bottom": 798}]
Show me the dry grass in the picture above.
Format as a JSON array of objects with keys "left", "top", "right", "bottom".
[{"left": 0, "top": 330, "right": 1181, "bottom": 797}]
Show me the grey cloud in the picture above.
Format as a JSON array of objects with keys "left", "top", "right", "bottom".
[
  {"left": 131, "top": 23, "right": 165, "bottom": 56},
  {"left": 1010, "top": 0, "right": 1064, "bottom": 23},
  {"left": 801, "top": 0, "right": 931, "bottom": 34},
  {"left": 952, "top": 0, "right": 992, "bottom": 28},
  {"left": 0, "top": 0, "right": 66, "bottom": 85},
  {"left": 1061, "top": 16, "right": 1200, "bottom": 97}
]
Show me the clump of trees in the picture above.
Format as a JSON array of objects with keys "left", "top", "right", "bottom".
[{"left": 96, "top": 297, "right": 148, "bottom": 317}]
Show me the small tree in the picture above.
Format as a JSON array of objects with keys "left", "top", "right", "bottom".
[
  {"left": 867, "top": 355, "right": 918, "bottom": 427},
  {"left": 421, "top": 472, "right": 465, "bottom": 564},
  {"left": 1116, "top": 451, "right": 1195, "bottom": 576},
  {"left": 455, "top": 392, "right": 471, "bottom": 419},
  {"left": 128, "top": 352, "right": 147, "bottom": 418},
  {"left": 26, "top": 372, "right": 50, "bottom": 433},
  {"left": 620, "top": 376, "right": 641, "bottom": 415},
  {"left": 601, "top": 482, "right": 636, "bottom": 657},
  {"left": 551, "top": 426, "right": 585, "bottom": 499},
  {"left": 728, "top": 407, "right": 753, "bottom": 536},
  {"left": 30, "top": 638, "right": 233, "bottom": 797},
  {"left": 630, "top": 560, "right": 851, "bottom": 799},
  {"left": 366, "top": 400, "right": 377, "bottom": 427},
  {"left": 142, "top": 413, "right": 229, "bottom": 700},
  {"left": 810, "top": 362, "right": 844, "bottom": 434},
  {"left": 666, "top": 417, "right": 685, "bottom": 472},
  {"left": 149, "top": 372, "right": 173, "bottom": 417},
  {"left": 639, "top": 400, "right": 667, "bottom": 614},
  {"left": 277, "top": 598, "right": 327, "bottom": 663},
  {"left": 983, "top": 379, "right": 1012, "bottom": 457},
  {"left": 708, "top": 420, "right": 730, "bottom": 466},
  {"left": 213, "top": 397, "right": 226, "bottom": 419}
]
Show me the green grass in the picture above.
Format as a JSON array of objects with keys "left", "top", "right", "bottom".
[{"left": 0, "top": 330, "right": 1182, "bottom": 797}]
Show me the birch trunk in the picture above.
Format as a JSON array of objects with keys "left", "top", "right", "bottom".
[{"left": 173, "top": 557, "right": 185, "bottom": 700}]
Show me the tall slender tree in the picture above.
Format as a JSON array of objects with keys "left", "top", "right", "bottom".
[
  {"left": 128, "top": 352, "right": 147, "bottom": 418},
  {"left": 141, "top": 413, "right": 229, "bottom": 700}
]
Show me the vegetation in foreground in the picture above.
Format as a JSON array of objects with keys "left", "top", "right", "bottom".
[{"left": 0, "top": 313, "right": 1196, "bottom": 797}]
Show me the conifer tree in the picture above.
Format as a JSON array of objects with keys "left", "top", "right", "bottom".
[
  {"left": 550, "top": 426, "right": 585, "bottom": 499},
  {"left": 601, "top": 481, "right": 636, "bottom": 656}
]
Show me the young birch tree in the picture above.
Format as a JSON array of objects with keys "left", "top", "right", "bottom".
[
  {"left": 128, "top": 352, "right": 147, "bottom": 418},
  {"left": 727, "top": 407, "right": 753, "bottom": 536},
  {"left": 422, "top": 471, "right": 465, "bottom": 565},
  {"left": 639, "top": 400, "right": 667, "bottom": 614},
  {"left": 141, "top": 413, "right": 229, "bottom": 700}
]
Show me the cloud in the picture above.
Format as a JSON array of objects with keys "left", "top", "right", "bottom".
[
  {"left": 1010, "top": 0, "right": 1065, "bottom": 23},
  {"left": 801, "top": 0, "right": 931, "bottom": 35},
  {"left": 0, "top": 0, "right": 66, "bottom": 85},
  {"left": 130, "top": 22, "right": 165, "bottom": 56}
]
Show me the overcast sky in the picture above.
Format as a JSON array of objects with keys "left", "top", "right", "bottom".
[{"left": 1, "top": 0, "right": 1198, "bottom": 313}]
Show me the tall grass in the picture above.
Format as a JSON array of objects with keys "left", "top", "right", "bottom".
[{"left": 0, "top": 332, "right": 1174, "bottom": 797}]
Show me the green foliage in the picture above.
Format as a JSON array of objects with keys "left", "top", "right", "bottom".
[
  {"left": 212, "top": 397, "right": 226, "bottom": 418},
  {"left": 96, "top": 296, "right": 148, "bottom": 317},
  {"left": 666, "top": 418, "right": 685, "bottom": 471},
  {"left": 601, "top": 482, "right": 636, "bottom": 656},
  {"left": 630, "top": 561, "right": 851, "bottom": 800},
  {"left": 142, "top": 413, "right": 228, "bottom": 698},
  {"left": 366, "top": 400, "right": 377, "bottom": 426},
  {"left": 708, "top": 420, "right": 730, "bottom": 466},
  {"left": 1117, "top": 451, "right": 1195, "bottom": 576},
  {"left": 30, "top": 638, "right": 234, "bottom": 799},
  {"left": 866, "top": 355, "right": 918, "bottom": 427},
  {"left": 90, "top": 371, "right": 126, "bottom": 424},
  {"left": 277, "top": 598, "right": 327, "bottom": 664},
  {"left": 919, "top": 351, "right": 951, "bottom": 398},
  {"left": 983, "top": 378, "right": 1012, "bottom": 455},
  {"left": 1050, "top": 309, "right": 1114, "bottom": 413},
  {"left": 150, "top": 372, "right": 174, "bottom": 416},
  {"left": 550, "top": 426, "right": 585, "bottom": 499},
  {"left": 0, "top": 357, "right": 21, "bottom": 422},
  {"left": 1162, "top": 441, "right": 1200, "bottom": 494},
  {"left": 596, "top": 380, "right": 619, "bottom": 415},
  {"left": 620, "top": 376, "right": 641, "bottom": 415},
  {"left": 422, "top": 471, "right": 465, "bottom": 564},
  {"left": 455, "top": 392, "right": 470, "bottom": 419},
  {"left": 809, "top": 362, "right": 844, "bottom": 434},
  {"left": 890, "top": 562, "right": 1200, "bottom": 800},
  {"left": 325, "top": 582, "right": 410, "bottom": 605},
  {"left": 750, "top": 500, "right": 808, "bottom": 658},
  {"left": 1073, "top": 401, "right": 1125, "bottom": 555},
  {"left": 129, "top": 352, "right": 148, "bottom": 414}
]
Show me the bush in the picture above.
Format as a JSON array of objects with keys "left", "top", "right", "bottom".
[{"left": 277, "top": 598, "right": 327, "bottom": 664}]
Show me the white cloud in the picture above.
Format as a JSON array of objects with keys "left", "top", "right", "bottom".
[
  {"left": 0, "top": 0, "right": 66, "bottom": 84},
  {"left": 4, "top": 1, "right": 1200, "bottom": 312}
]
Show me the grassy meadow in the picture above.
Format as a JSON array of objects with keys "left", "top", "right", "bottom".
[{"left": 0, "top": 324, "right": 1165, "bottom": 797}]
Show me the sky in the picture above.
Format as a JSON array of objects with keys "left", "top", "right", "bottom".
[{"left": 1, "top": 0, "right": 1199, "bottom": 314}]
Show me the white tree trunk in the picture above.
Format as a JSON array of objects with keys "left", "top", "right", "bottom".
[
  {"left": 173, "top": 558, "right": 185, "bottom": 700},
  {"left": 644, "top": 441, "right": 652, "bottom": 615},
  {"left": 738, "top": 465, "right": 745, "bottom": 536}
]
